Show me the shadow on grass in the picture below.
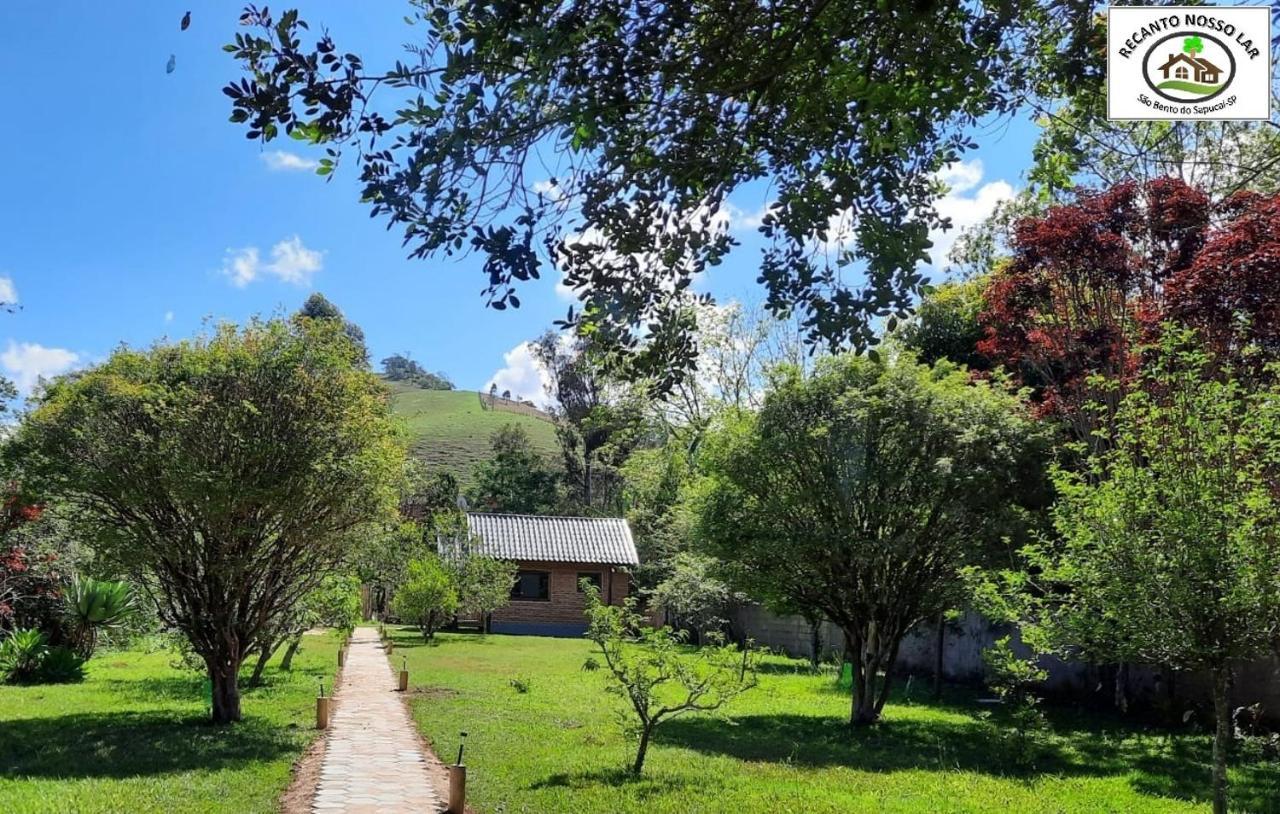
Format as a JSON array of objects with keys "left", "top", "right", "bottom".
[
  {"left": 0, "top": 711, "right": 300, "bottom": 779},
  {"left": 655, "top": 710, "right": 1280, "bottom": 811},
  {"left": 390, "top": 631, "right": 503, "bottom": 650},
  {"left": 530, "top": 766, "right": 705, "bottom": 800}
]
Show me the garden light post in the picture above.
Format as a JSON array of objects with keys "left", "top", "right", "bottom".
[
  {"left": 448, "top": 731, "right": 468, "bottom": 814},
  {"left": 315, "top": 679, "right": 330, "bottom": 730}
]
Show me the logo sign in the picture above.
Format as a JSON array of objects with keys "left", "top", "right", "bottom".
[{"left": 1108, "top": 6, "right": 1271, "bottom": 120}]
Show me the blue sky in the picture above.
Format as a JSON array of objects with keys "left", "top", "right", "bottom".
[{"left": 0, "top": 2, "right": 1041, "bottom": 404}]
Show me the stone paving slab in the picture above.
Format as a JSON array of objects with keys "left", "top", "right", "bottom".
[{"left": 312, "top": 627, "right": 442, "bottom": 813}]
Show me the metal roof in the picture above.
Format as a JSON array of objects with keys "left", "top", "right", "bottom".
[{"left": 461, "top": 513, "right": 639, "bottom": 566}]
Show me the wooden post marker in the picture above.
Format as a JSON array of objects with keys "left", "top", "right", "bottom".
[
  {"left": 315, "top": 680, "right": 330, "bottom": 729},
  {"left": 447, "top": 732, "right": 468, "bottom": 814},
  {"left": 447, "top": 765, "right": 466, "bottom": 814},
  {"left": 398, "top": 657, "right": 409, "bottom": 692}
]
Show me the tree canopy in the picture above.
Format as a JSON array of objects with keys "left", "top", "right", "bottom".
[
  {"left": 380, "top": 353, "right": 454, "bottom": 390},
  {"left": 223, "top": 2, "right": 1085, "bottom": 385},
  {"left": 9, "top": 318, "right": 404, "bottom": 722},
  {"left": 467, "top": 424, "right": 560, "bottom": 515},
  {"left": 692, "top": 352, "right": 1046, "bottom": 724},
  {"left": 1001, "top": 333, "right": 1280, "bottom": 814}
]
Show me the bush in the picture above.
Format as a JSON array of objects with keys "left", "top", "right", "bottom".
[
  {"left": 38, "top": 646, "right": 86, "bottom": 683},
  {"left": 583, "top": 584, "right": 758, "bottom": 775},
  {"left": 981, "top": 636, "right": 1048, "bottom": 767},
  {"left": 66, "top": 577, "right": 137, "bottom": 658},
  {"left": 0, "top": 630, "right": 88, "bottom": 684},
  {"left": 392, "top": 555, "right": 458, "bottom": 640},
  {"left": 0, "top": 628, "right": 50, "bottom": 683}
]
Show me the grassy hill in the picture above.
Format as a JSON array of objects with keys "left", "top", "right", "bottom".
[{"left": 386, "top": 382, "right": 560, "bottom": 485}]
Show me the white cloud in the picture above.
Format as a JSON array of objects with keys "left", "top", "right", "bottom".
[
  {"left": 729, "top": 201, "right": 776, "bottom": 231},
  {"left": 930, "top": 160, "right": 1015, "bottom": 268},
  {"left": 260, "top": 150, "right": 319, "bottom": 172},
  {"left": 265, "top": 236, "right": 324, "bottom": 285},
  {"left": 164, "top": 311, "right": 174, "bottom": 323},
  {"left": 221, "top": 235, "right": 324, "bottom": 288},
  {"left": 937, "top": 160, "right": 984, "bottom": 194},
  {"left": 484, "top": 341, "right": 553, "bottom": 408},
  {"left": 0, "top": 277, "right": 18, "bottom": 306},
  {"left": 222, "top": 246, "right": 261, "bottom": 288},
  {"left": 1, "top": 341, "right": 80, "bottom": 394}
]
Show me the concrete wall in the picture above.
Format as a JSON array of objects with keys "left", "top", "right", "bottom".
[{"left": 731, "top": 603, "right": 1280, "bottom": 720}]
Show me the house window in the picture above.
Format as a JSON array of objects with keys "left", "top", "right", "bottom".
[
  {"left": 1175, "top": 66, "right": 1188, "bottom": 79},
  {"left": 511, "top": 570, "right": 550, "bottom": 601},
  {"left": 577, "top": 572, "right": 603, "bottom": 592}
]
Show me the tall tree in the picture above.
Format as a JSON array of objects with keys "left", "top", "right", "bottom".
[
  {"left": 295, "top": 291, "right": 369, "bottom": 365},
  {"left": 1009, "top": 332, "right": 1280, "bottom": 814},
  {"left": 467, "top": 424, "right": 560, "bottom": 515},
  {"left": 692, "top": 353, "right": 1045, "bottom": 724},
  {"left": 222, "top": 3, "right": 1085, "bottom": 383},
  {"left": 10, "top": 318, "right": 403, "bottom": 722},
  {"left": 977, "top": 179, "right": 1280, "bottom": 446},
  {"left": 533, "top": 332, "right": 647, "bottom": 514}
]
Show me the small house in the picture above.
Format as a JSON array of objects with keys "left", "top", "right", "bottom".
[
  {"left": 1156, "top": 52, "right": 1222, "bottom": 85},
  {"left": 459, "top": 512, "right": 638, "bottom": 636}
]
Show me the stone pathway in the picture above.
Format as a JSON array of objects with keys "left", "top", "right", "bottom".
[{"left": 312, "top": 627, "right": 443, "bottom": 813}]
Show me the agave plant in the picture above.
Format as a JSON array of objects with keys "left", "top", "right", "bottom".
[
  {"left": 0, "top": 628, "right": 49, "bottom": 683},
  {"left": 67, "top": 577, "right": 137, "bottom": 658}
]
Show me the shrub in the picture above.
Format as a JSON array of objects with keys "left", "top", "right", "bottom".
[
  {"left": 392, "top": 555, "right": 459, "bottom": 640},
  {"left": 0, "top": 628, "right": 49, "bottom": 683},
  {"left": 981, "top": 635, "right": 1048, "bottom": 767},
  {"left": 67, "top": 577, "right": 137, "bottom": 658},
  {"left": 38, "top": 646, "right": 86, "bottom": 683},
  {"left": 583, "top": 584, "right": 758, "bottom": 775}
]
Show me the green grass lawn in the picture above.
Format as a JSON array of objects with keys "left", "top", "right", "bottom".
[
  {"left": 394, "top": 629, "right": 1280, "bottom": 813},
  {"left": 0, "top": 630, "right": 342, "bottom": 814},
  {"left": 387, "top": 386, "right": 560, "bottom": 485}
]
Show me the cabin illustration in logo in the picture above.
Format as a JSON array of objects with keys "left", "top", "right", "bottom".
[{"left": 1156, "top": 51, "right": 1222, "bottom": 86}]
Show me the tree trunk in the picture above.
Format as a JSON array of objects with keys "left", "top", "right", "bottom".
[
  {"left": 632, "top": 723, "right": 653, "bottom": 775},
  {"left": 1114, "top": 662, "right": 1129, "bottom": 714},
  {"left": 1210, "top": 666, "right": 1232, "bottom": 814},
  {"left": 248, "top": 639, "right": 274, "bottom": 686},
  {"left": 279, "top": 636, "right": 302, "bottom": 671},
  {"left": 932, "top": 612, "right": 945, "bottom": 701},
  {"left": 208, "top": 656, "right": 243, "bottom": 724},
  {"left": 849, "top": 629, "right": 881, "bottom": 726},
  {"left": 809, "top": 619, "right": 822, "bottom": 668}
]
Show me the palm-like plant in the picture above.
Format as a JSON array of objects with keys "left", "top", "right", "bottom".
[
  {"left": 0, "top": 628, "right": 49, "bottom": 682},
  {"left": 67, "top": 577, "right": 137, "bottom": 658}
]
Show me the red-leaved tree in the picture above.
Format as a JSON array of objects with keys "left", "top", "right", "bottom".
[
  {"left": 979, "top": 178, "right": 1280, "bottom": 445},
  {"left": 0, "top": 485, "right": 55, "bottom": 632}
]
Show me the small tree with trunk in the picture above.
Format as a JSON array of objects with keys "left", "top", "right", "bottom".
[
  {"left": 692, "top": 353, "right": 1046, "bottom": 725},
  {"left": 10, "top": 318, "right": 402, "bottom": 723},
  {"left": 582, "top": 584, "right": 756, "bottom": 775},
  {"left": 392, "top": 555, "right": 458, "bottom": 640},
  {"left": 1011, "top": 330, "right": 1280, "bottom": 814}
]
